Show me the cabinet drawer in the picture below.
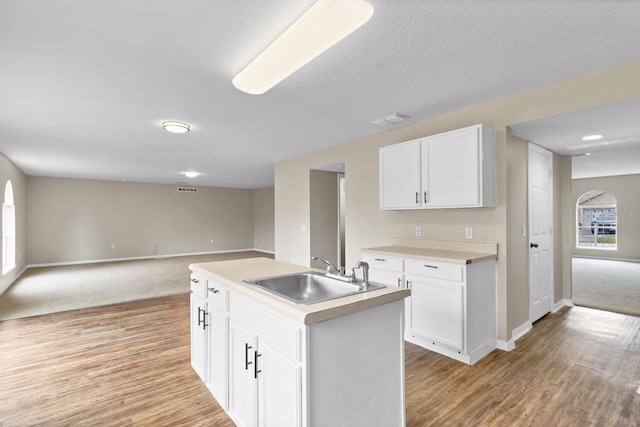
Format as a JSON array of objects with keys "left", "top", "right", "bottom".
[
  {"left": 362, "top": 254, "right": 403, "bottom": 272},
  {"left": 229, "top": 293, "right": 301, "bottom": 362},
  {"left": 405, "top": 259, "right": 463, "bottom": 282},
  {"left": 190, "top": 274, "right": 208, "bottom": 299},
  {"left": 369, "top": 271, "right": 403, "bottom": 288},
  {"left": 207, "top": 281, "right": 230, "bottom": 313}
]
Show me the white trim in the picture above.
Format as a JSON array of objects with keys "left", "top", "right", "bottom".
[
  {"left": 27, "top": 248, "right": 274, "bottom": 269},
  {"left": 552, "top": 298, "right": 574, "bottom": 313},
  {"left": 573, "top": 255, "right": 640, "bottom": 263},
  {"left": 496, "top": 321, "right": 532, "bottom": 351},
  {"left": 0, "top": 264, "right": 28, "bottom": 294}
]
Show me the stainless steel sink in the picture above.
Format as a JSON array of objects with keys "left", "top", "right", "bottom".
[{"left": 242, "top": 271, "right": 384, "bottom": 305}]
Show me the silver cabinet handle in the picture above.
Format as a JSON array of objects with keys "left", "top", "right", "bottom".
[
  {"left": 424, "top": 264, "right": 438, "bottom": 269},
  {"left": 208, "top": 287, "right": 219, "bottom": 294},
  {"left": 374, "top": 258, "right": 386, "bottom": 262},
  {"left": 415, "top": 191, "right": 419, "bottom": 204},
  {"left": 424, "top": 191, "right": 428, "bottom": 203}
]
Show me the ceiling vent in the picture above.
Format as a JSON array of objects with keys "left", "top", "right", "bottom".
[
  {"left": 177, "top": 186, "right": 198, "bottom": 193},
  {"left": 369, "top": 112, "right": 410, "bottom": 127}
]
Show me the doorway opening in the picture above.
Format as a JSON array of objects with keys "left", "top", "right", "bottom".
[{"left": 309, "top": 163, "right": 345, "bottom": 271}]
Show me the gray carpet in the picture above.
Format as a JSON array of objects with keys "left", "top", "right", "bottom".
[
  {"left": 0, "top": 251, "right": 273, "bottom": 321},
  {"left": 572, "top": 257, "right": 640, "bottom": 317}
]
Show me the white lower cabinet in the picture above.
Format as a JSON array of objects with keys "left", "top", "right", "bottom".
[
  {"left": 406, "top": 274, "right": 464, "bottom": 350},
  {"left": 228, "top": 316, "right": 301, "bottom": 427},
  {"left": 364, "top": 252, "right": 497, "bottom": 365},
  {"left": 190, "top": 293, "right": 208, "bottom": 380},
  {"left": 190, "top": 266, "right": 407, "bottom": 426}
]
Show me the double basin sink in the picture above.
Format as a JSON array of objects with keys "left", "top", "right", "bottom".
[{"left": 243, "top": 271, "right": 383, "bottom": 305}]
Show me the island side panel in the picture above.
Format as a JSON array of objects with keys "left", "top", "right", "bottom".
[{"left": 307, "top": 299, "right": 406, "bottom": 427}]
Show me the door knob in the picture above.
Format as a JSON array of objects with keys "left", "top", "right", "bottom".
[{"left": 530, "top": 243, "right": 539, "bottom": 248}]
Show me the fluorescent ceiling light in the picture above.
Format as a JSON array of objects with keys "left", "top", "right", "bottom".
[
  {"left": 581, "top": 134, "right": 603, "bottom": 141},
  {"left": 183, "top": 171, "right": 199, "bottom": 178},
  {"left": 162, "top": 121, "right": 191, "bottom": 134},
  {"left": 232, "top": 0, "right": 374, "bottom": 95}
]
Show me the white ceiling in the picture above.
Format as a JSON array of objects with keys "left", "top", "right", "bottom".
[
  {"left": 510, "top": 97, "right": 640, "bottom": 179},
  {"left": 1, "top": 0, "right": 640, "bottom": 188}
]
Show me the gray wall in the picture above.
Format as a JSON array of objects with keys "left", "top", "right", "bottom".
[
  {"left": 253, "top": 186, "right": 275, "bottom": 253},
  {"left": 572, "top": 174, "right": 640, "bottom": 261},
  {"left": 0, "top": 153, "right": 27, "bottom": 291},
  {"left": 27, "top": 177, "right": 257, "bottom": 264}
]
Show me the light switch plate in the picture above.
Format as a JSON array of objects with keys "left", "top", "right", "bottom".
[
  {"left": 415, "top": 226, "right": 422, "bottom": 237},
  {"left": 465, "top": 227, "right": 473, "bottom": 239}
]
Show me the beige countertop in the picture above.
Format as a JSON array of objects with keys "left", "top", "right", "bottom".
[
  {"left": 189, "top": 257, "right": 410, "bottom": 325},
  {"left": 362, "top": 243, "right": 498, "bottom": 265}
]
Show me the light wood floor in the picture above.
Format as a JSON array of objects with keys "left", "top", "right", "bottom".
[{"left": 1, "top": 294, "right": 638, "bottom": 426}]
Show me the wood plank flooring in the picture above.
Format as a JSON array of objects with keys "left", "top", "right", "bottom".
[{"left": 1, "top": 295, "right": 638, "bottom": 426}]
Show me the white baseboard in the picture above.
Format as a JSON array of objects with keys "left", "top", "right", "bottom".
[
  {"left": 496, "top": 320, "right": 532, "bottom": 352},
  {"left": 0, "top": 265, "right": 28, "bottom": 295},
  {"left": 27, "top": 248, "right": 274, "bottom": 269},
  {"left": 553, "top": 298, "right": 574, "bottom": 312}
]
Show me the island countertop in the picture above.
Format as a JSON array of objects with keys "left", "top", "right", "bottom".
[{"left": 189, "top": 257, "right": 410, "bottom": 325}]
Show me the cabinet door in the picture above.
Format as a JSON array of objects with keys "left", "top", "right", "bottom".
[
  {"left": 258, "top": 341, "right": 301, "bottom": 427},
  {"left": 407, "top": 276, "right": 465, "bottom": 350},
  {"left": 379, "top": 139, "right": 422, "bottom": 209},
  {"left": 208, "top": 307, "right": 228, "bottom": 409},
  {"left": 229, "top": 320, "right": 258, "bottom": 427},
  {"left": 190, "top": 294, "right": 208, "bottom": 381},
  {"left": 423, "top": 127, "right": 480, "bottom": 207}
]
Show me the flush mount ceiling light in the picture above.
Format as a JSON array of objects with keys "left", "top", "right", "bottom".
[
  {"left": 183, "top": 171, "right": 199, "bottom": 178},
  {"left": 162, "top": 121, "right": 191, "bottom": 134},
  {"left": 581, "top": 134, "right": 603, "bottom": 141},
  {"left": 232, "top": 0, "right": 374, "bottom": 95}
]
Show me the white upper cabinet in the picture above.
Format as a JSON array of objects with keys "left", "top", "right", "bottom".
[
  {"left": 379, "top": 139, "right": 422, "bottom": 209},
  {"left": 379, "top": 124, "right": 496, "bottom": 210}
]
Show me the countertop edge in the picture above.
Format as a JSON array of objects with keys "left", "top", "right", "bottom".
[{"left": 362, "top": 245, "right": 498, "bottom": 264}]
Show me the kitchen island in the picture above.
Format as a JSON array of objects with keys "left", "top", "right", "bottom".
[{"left": 189, "top": 257, "right": 410, "bottom": 427}]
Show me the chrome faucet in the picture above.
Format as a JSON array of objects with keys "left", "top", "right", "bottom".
[
  {"left": 352, "top": 261, "right": 370, "bottom": 288},
  {"left": 311, "top": 256, "right": 341, "bottom": 275}
]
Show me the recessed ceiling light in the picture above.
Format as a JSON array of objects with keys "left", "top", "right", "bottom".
[
  {"left": 162, "top": 121, "right": 191, "bottom": 134},
  {"left": 183, "top": 171, "right": 199, "bottom": 178},
  {"left": 581, "top": 134, "right": 603, "bottom": 141}
]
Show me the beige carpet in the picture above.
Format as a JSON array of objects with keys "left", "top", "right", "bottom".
[
  {"left": 0, "top": 251, "right": 273, "bottom": 321},
  {"left": 572, "top": 257, "right": 640, "bottom": 317}
]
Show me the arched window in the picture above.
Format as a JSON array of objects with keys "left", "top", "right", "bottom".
[
  {"left": 576, "top": 190, "right": 617, "bottom": 249},
  {"left": 2, "top": 181, "right": 16, "bottom": 274}
]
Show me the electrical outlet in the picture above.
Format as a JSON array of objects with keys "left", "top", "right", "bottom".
[
  {"left": 415, "top": 226, "right": 422, "bottom": 237},
  {"left": 301, "top": 224, "right": 307, "bottom": 231},
  {"left": 110, "top": 244, "right": 116, "bottom": 249},
  {"left": 465, "top": 227, "right": 473, "bottom": 239},
  {"left": 210, "top": 239, "right": 214, "bottom": 244},
  {"left": 522, "top": 226, "right": 527, "bottom": 238}
]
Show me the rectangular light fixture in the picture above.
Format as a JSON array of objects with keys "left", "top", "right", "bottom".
[{"left": 232, "top": 0, "right": 374, "bottom": 95}]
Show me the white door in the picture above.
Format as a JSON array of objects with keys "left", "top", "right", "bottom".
[
  {"left": 379, "top": 140, "right": 421, "bottom": 209},
  {"left": 528, "top": 143, "right": 553, "bottom": 322},
  {"left": 424, "top": 127, "right": 480, "bottom": 207},
  {"left": 258, "top": 341, "right": 301, "bottom": 427},
  {"left": 406, "top": 276, "right": 465, "bottom": 351},
  {"left": 228, "top": 320, "right": 258, "bottom": 427}
]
